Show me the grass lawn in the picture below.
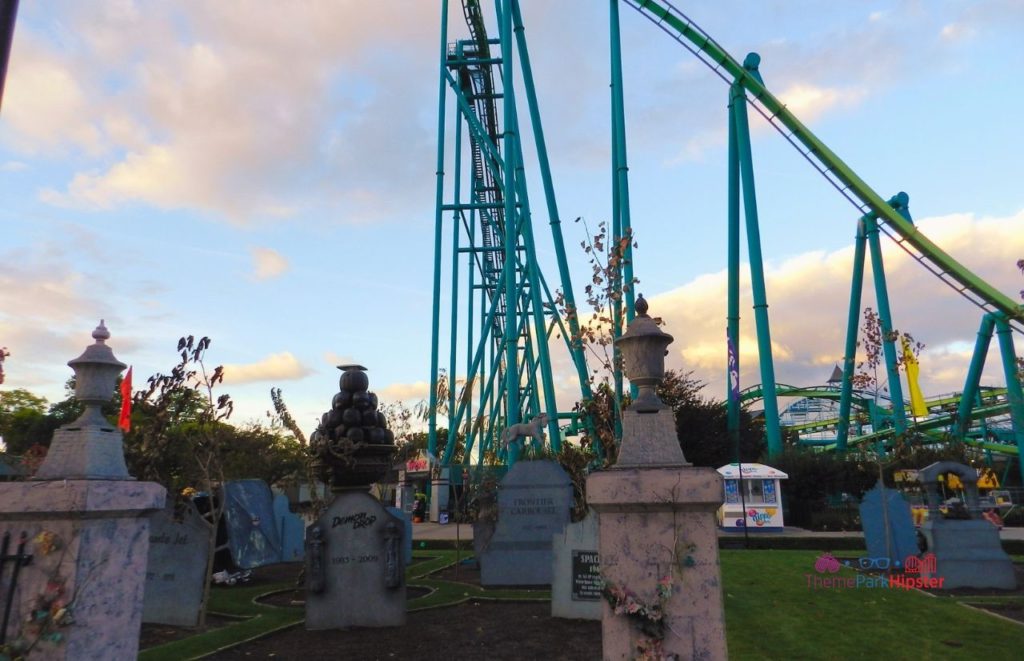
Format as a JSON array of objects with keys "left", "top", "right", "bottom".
[
  {"left": 723, "top": 550, "right": 1024, "bottom": 660},
  {"left": 141, "top": 550, "right": 1024, "bottom": 660}
]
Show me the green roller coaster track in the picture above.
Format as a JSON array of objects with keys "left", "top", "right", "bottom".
[
  {"left": 430, "top": 0, "right": 1024, "bottom": 478},
  {"left": 623, "top": 0, "right": 1024, "bottom": 470}
]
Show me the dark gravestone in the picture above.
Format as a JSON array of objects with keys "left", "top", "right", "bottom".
[
  {"left": 273, "top": 492, "right": 305, "bottom": 562},
  {"left": 143, "top": 501, "right": 211, "bottom": 626},
  {"left": 305, "top": 491, "right": 406, "bottom": 629},
  {"left": 223, "top": 479, "right": 282, "bottom": 569},
  {"left": 479, "top": 460, "right": 572, "bottom": 586},
  {"left": 859, "top": 481, "right": 918, "bottom": 568},
  {"left": 918, "top": 461, "right": 1016, "bottom": 589}
]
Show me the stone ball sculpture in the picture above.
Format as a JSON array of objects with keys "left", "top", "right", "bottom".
[{"left": 309, "top": 364, "right": 396, "bottom": 491}]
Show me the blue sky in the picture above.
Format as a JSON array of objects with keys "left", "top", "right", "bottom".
[{"left": 2, "top": 0, "right": 1023, "bottom": 439}]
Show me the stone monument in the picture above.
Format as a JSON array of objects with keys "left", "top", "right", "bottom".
[
  {"left": 0, "top": 321, "right": 166, "bottom": 659},
  {"left": 304, "top": 365, "right": 405, "bottom": 629},
  {"left": 478, "top": 460, "right": 572, "bottom": 586},
  {"left": 917, "top": 461, "right": 1016, "bottom": 589},
  {"left": 587, "top": 297, "right": 728, "bottom": 660},
  {"left": 143, "top": 500, "right": 211, "bottom": 626}
]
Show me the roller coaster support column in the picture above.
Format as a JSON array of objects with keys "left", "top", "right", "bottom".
[
  {"left": 610, "top": 0, "right": 638, "bottom": 417},
  {"left": 729, "top": 54, "right": 781, "bottom": 458},
  {"left": 500, "top": 0, "right": 521, "bottom": 433},
  {"left": 428, "top": 0, "right": 451, "bottom": 461},
  {"left": 449, "top": 103, "right": 465, "bottom": 447},
  {"left": 957, "top": 314, "right": 996, "bottom": 440},
  {"left": 726, "top": 81, "right": 741, "bottom": 452},
  {"left": 836, "top": 218, "right": 868, "bottom": 451},
  {"left": 510, "top": 0, "right": 590, "bottom": 450},
  {"left": 864, "top": 212, "right": 907, "bottom": 435},
  {"left": 994, "top": 314, "right": 1024, "bottom": 484}
]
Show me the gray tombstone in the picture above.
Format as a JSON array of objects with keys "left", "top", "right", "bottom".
[
  {"left": 386, "top": 506, "right": 414, "bottom": 566},
  {"left": 273, "top": 492, "right": 305, "bottom": 562},
  {"left": 142, "top": 501, "right": 212, "bottom": 626},
  {"left": 918, "top": 461, "right": 1016, "bottom": 589},
  {"left": 222, "top": 479, "right": 282, "bottom": 568},
  {"left": 305, "top": 491, "right": 406, "bottom": 629},
  {"left": 479, "top": 460, "right": 572, "bottom": 586},
  {"left": 551, "top": 511, "right": 601, "bottom": 621},
  {"left": 859, "top": 481, "right": 918, "bottom": 568}
]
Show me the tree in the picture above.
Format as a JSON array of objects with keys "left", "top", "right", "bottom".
[
  {"left": 555, "top": 218, "right": 638, "bottom": 462},
  {"left": 657, "top": 370, "right": 765, "bottom": 468},
  {"left": 0, "top": 388, "right": 49, "bottom": 453},
  {"left": 852, "top": 307, "right": 923, "bottom": 401},
  {"left": 125, "top": 335, "right": 233, "bottom": 627}
]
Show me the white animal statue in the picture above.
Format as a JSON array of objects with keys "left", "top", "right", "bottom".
[{"left": 501, "top": 413, "right": 549, "bottom": 451}]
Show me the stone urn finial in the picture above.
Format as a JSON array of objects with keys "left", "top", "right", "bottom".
[
  {"left": 615, "top": 295, "right": 674, "bottom": 412},
  {"left": 67, "top": 319, "right": 128, "bottom": 429},
  {"left": 34, "top": 320, "right": 132, "bottom": 480}
]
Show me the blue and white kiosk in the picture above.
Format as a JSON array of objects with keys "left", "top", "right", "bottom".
[{"left": 717, "top": 463, "right": 788, "bottom": 532}]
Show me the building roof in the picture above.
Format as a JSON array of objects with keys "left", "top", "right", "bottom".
[{"left": 716, "top": 463, "right": 788, "bottom": 479}]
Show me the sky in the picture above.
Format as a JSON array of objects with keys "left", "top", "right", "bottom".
[{"left": 2, "top": 0, "right": 1023, "bottom": 442}]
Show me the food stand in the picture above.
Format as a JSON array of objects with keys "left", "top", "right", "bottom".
[{"left": 717, "top": 463, "right": 788, "bottom": 532}]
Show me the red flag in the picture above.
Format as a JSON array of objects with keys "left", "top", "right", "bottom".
[{"left": 118, "top": 366, "right": 132, "bottom": 432}]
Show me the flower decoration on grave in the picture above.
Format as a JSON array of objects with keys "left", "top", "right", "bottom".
[
  {"left": 32, "top": 530, "right": 60, "bottom": 556},
  {"left": 601, "top": 573, "right": 675, "bottom": 661},
  {"left": 3, "top": 532, "right": 75, "bottom": 658},
  {"left": 308, "top": 365, "right": 396, "bottom": 491}
]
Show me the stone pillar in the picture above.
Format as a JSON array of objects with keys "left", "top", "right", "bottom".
[
  {"left": 0, "top": 322, "right": 165, "bottom": 660},
  {"left": 587, "top": 297, "right": 727, "bottom": 660}
]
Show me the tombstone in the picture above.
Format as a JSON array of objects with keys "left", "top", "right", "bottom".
[
  {"left": 478, "top": 460, "right": 572, "bottom": 586},
  {"left": 858, "top": 481, "right": 918, "bottom": 568},
  {"left": 143, "top": 500, "right": 212, "bottom": 626},
  {"left": 273, "top": 492, "right": 305, "bottom": 563},
  {"left": 305, "top": 491, "right": 406, "bottom": 629},
  {"left": 551, "top": 512, "right": 601, "bottom": 621},
  {"left": 918, "top": 461, "right": 1016, "bottom": 589},
  {"left": 222, "top": 479, "right": 282, "bottom": 568},
  {"left": 386, "top": 506, "right": 413, "bottom": 566}
]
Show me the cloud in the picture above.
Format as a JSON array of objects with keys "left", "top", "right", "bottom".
[
  {"left": 1, "top": 161, "right": 27, "bottom": 171},
  {"left": 1, "top": 37, "right": 105, "bottom": 156},
  {"left": 250, "top": 247, "right": 289, "bottom": 281},
  {"left": 222, "top": 352, "right": 312, "bottom": 385},
  {"left": 939, "top": 23, "right": 974, "bottom": 42},
  {"left": 377, "top": 381, "right": 432, "bottom": 404},
  {"left": 642, "top": 211, "right": 1024, "bottom": 405},
  {"left": 323, "top": 352, "right": 358, "bottom": 368},
  {"left": 8, "top": 1, "right": 440, "bottom": 224},
  {"left": 775, "top": 83, "right": 868, "bottom": 123}
]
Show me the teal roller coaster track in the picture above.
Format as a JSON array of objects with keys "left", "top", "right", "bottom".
[{"left": 429, "top": 0, "right": 1024, "bottom": 479}]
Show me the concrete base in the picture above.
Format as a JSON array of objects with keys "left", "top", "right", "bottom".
[
  {"left": 588, "top": 466, "right": 727, "bottom": 661},
  {"left": 0, "top": 480, "right": 166, "bottom": 660},
  {"left": 34, "top": 426, "right": 131, "bottom": 480},
  {"left": 615, "top": 410, "right": 688, "bottom": 468},
  {"left": 921, "top": 518, "right": 1016, "bottom": 589}
]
